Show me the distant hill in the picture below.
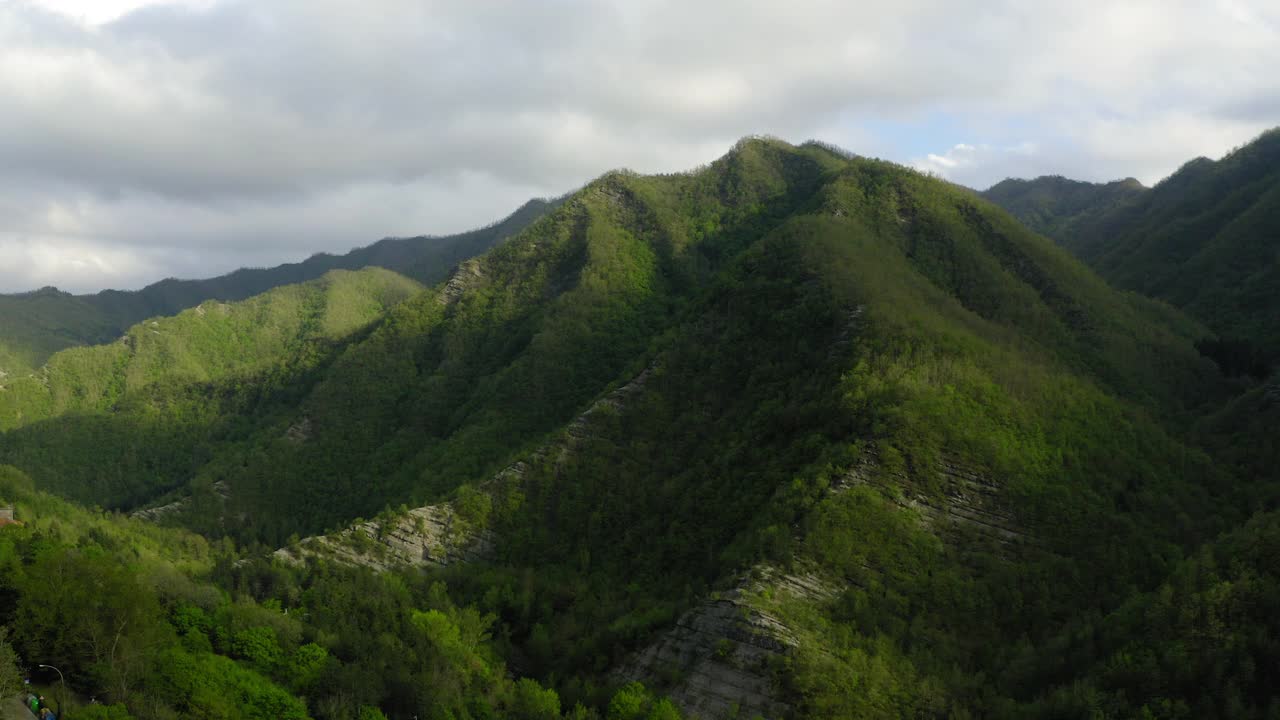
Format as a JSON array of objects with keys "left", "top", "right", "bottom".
[
  {"left": 0, "top": 267, "right": 423, "bottom": 506},
  {"left": 982, "top": 128, "right": 1280, "bottom": 365},
  {"left": 0, "top": 197, "right": 556, "bottom": 373},
  {"left": 982, "top": 175, "right": 1146, "bottom": 240}
]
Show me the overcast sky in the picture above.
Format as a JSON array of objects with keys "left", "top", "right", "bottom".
[{"left": 2, "top": 0, "right": 1277, "bottom": 293}]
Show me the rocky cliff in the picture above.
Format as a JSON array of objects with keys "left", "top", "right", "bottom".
[
  {"left": 620, "top": 449, "right": 1032, "bottom": 719},
  {"left": 272, "top": 364, "right": 655, "bottom": 571},
  {"left": 273, "top": 501, "right": 493, "bottom": 571}
]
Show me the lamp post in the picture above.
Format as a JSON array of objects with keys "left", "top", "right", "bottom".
[{"left": 36, "top": 664, "right": 64, "bottom": 717}]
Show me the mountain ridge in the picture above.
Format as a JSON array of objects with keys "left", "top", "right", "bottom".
[
  {"left": 981, "top": 127, "right": 1280, "bottom": 365},
  {"left": 0, "top": 135, "right": 1272, "bottom": 719},
  {"left": 0, "top": 196, "right": 557, "bottom": 374}
]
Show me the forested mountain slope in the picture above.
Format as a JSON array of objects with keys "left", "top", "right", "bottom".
[
  {"left": 1, "top": 137, "right": 1274, "bottom": 719},
  {"left": 982, "top": 174, "right": 1146, "bottom": 239},
  {"left": 983, "top": 127, "right": 1280, "bottom": 363},
  {"left": 0, "top": 267, "right": 422, "bottom": 508},
  {"left": 0, "top": 197, "right": 554, "bottom": 374},
  {"left": 0, "top": 464, "right": 610, "bottom": 720}
]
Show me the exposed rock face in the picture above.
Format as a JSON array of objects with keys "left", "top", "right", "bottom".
[
  {"left": 272, "top": 364, "right": 656, "bottom": 571},
  {"left": 745, "top": 564, "right": 840, "bottom": 604},
  {"left": 131, "top": 480, "right": 229, "bottom": 522},
  {"left": 131, "top": 500, "right": 187, "bottom": 523},
  {"left": 620, "top": 451, "right": 1031, "bottom": 719},
  {"left": 617, "top": 562, "right": 838, "bottom": 720},
  {"left": 1264, "top": 379, "right": 1280, "bottom": 405},
  {"left": 284, "top": 416, "right": 313, "bottom": 443},
  {"left": 839, "top": 451, "right": 1034, "bottom": 550},
  {"left": 273, "top": 503, "right": 493, "bottom": 571},
  {"left": 438, "top": 259, "right": 484, "bottom": 306},
  {"left": 827, "top": 304, "right": 866, "bottom": 360},
  {"left": 617, "top": 588, "right": 796, "bottom": 720},
  {"left": 556, "top": 366, "right": 653, "bottom": 454},
  {"left": 913, "top": 458, "right": 1033, "bottom": 547}
]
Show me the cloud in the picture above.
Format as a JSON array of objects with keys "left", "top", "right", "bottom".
[
  {"left": 0, "top": 170, "right": 546, "bottom": 293},
  {"left": 20, "top": 0, "right": 210, "bottom": 25},
  {"left": 912, "top": 142, "right": 1046, "bottom": 187},
  {"left": 912, "top": 112, "right": 1274, "bottom": 190},
  {"left": 1, "top": 0, "right": 1277, "bottom": 291},
  {"left": 0, "top": 233, "right": 164, "bottom": 292}
]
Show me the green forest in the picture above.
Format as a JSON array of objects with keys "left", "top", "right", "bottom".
[
  {"left": 0, "top": 134, "right": 1276, "bottom": 719},
  {"left": 983, "top": 128, "right": 1280, "bottom": 363}
]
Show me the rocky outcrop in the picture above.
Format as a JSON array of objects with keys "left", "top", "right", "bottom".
[
  {"left": 620, "top": 450, "right": 1032, "bottom": 719},
  {"left": 192, "top": 301, "right": 232, "bottom": 317},
  {"left": 615, "top": 572, "right": 815, "bottom": 720},
  {"left": 1264, "top": 380, "right": 1280, "bottom": 405},
  {"left": 912, "top": 458, "right": 1032, "bottom": 547},
  {"left": 272, "top": 364, "right": 656, "bottom": 571},
  {"left": 131, "top": 480, "right": 229, "bottom": 522},
  {"left": 284, "top": 417, "right": 313, "bottom": 443},
  {"left": 273, "top": 503, "right": 492, "bottom": 571},
  {"left": 837, "top": 450, "right": 1033, "bottom": 550},
  {"left": 827, "top": 304, "right": 866, "bottom": 360},
  {"left": 438, "top": 259, "right": 485, "bottom": 307}
]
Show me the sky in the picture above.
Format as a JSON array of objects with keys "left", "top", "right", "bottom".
[{"left": 1, "top": 0, "right": 1277, "bottom": 293}]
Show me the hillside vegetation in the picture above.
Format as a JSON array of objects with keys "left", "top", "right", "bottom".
[
  {"left": 0, "top": 268, "right": 422, "bottom": 507},
  {"left": 982, "top": 174, "right": 1146, "bottom": 240},
  {"left": 0, "top": 197, "right": 554, "bottom": 374},
  {"left": 0, "top": 137, "right": 1274, "bottom": 719},
  {"left": 0, "top": 465, "right": 644, "bottom": 720},
  {"left": 983, "top": 127, "right": 1280, "bottom": 365}
]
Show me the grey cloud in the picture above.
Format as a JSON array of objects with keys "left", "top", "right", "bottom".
[{"left": 1, "top": 0, "right": 1277, "bottom": 292}]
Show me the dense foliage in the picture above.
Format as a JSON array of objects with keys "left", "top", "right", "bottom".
[
  {"left": 983, "top": 127, "right": 1280, "bottom": 366},
  {"left": 0, "top": 136, "right": 1277, "bottom": 718},
  {"left": 982, "top": 174, "right": 1146, "bottom": 241},
  {"left": 0, "top": 465, "right": 677, "bottom": 719},
  {"left": 0, "top": 268, "right": 423, "bottom": 508}
]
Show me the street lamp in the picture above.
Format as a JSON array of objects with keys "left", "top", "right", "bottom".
[{"left": 36, "top": 664, "right": 64, "bottom": 717}]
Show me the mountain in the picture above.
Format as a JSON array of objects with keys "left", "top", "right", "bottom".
[
  {"left": 0, "top": 197, "right": 556, "bottom": 374},
  {"left": 0, "top": 267, "right": 424, "bottom": 510},
  {"left": 0, "top": 464, "right": 596, "bottom": 720},
  {"left": 982, "top": 175, "right": 1146, "bottom": 239},
  {"left": 982, "top": 128, "right": 1280, "bottom": 366},
  {"left": 0, "top": 137, "right": 1274, "bottom": 719}
]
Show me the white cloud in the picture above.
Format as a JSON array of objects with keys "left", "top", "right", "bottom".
[
  {"left": 0, "top": 0, "right": 1277, "bottom": 291},
  {"left": 911, "top": 141, "right": 1039, "bottom": 185},
  {"left": 23, "top": 0, "right": 213, "bottom": 25},
  {"left": 0, "top": 232, "right": 163, "bottom": 292}
]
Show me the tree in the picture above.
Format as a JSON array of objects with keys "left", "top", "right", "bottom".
[
  {"left": 15, "top": 549, "right": 172, "bottom": 702},
  {"left": 0, "top": 626, "right": 23, "bottom": 700},
  {"left": 509, "top": 677, "right": 561, "bottom": 720}
]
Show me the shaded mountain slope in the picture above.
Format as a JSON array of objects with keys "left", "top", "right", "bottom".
[
  {"left": 448, "top": 200, "right": 1236, "bottom": 717},
  {"left": 0, "top": 267, "right": 422, "bottom": 507},
  {"left": 1018, "top": 505, "right": 1280, "bottom": 718},
  {"left": 0, "top": 463, "right": 608, "bottom": 720},
  {"left": 982, "top": 174, "right": 1146, "bottom": 240},
  {"left": 983, "top": 128, "right": 1280, "bottom": 362},
  {"left": 0, "top": 197, "right": 555, "bottom": 374},
  {"left": 174, "top": 138, "right": 851, "bottom": 542}
]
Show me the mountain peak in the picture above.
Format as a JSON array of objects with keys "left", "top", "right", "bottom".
[{"left": 16, "top": 285, "right": 71, "bottom": 298}]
